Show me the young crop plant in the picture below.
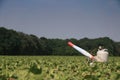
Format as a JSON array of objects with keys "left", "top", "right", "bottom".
[{"left": 0, "top": 56, "right": 120, "bottom": 80}]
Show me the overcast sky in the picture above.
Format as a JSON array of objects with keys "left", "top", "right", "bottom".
[{"left": 0, "top": 0, "right": 120, "bottom": 41}]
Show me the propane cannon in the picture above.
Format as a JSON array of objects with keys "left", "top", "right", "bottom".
[{"left": 68, "top": 41, "right": 109, "bottom": 62}]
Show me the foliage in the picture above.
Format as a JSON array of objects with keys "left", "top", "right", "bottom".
[
  {"left": 0, "top": 56, "right": 120, "bottom": 80},
  {"left": 0, "top": 27, "right": 120, "bottom": 56}
]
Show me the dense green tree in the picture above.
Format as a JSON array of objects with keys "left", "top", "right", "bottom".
[
  {"left": 0, "top": 27, "right": 20, "bottom": 55},
  {"left": 0, "top": 27, "right": 119, "bottom": 56}
]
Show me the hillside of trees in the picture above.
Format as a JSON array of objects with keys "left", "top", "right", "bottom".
[{"left": 0, "top": 27, "right": 120, "bottom": 56}]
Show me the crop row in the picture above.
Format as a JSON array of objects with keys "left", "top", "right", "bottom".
[{"left": 0, "top": 56, "right": 120, "bottom": 80}]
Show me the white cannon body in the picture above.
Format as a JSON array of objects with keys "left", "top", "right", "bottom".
[{"left": 94, "top": 49, "right": 109, "bottom": 62}]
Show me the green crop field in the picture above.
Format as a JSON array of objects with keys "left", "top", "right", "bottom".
[{"left": 0, "top": 56, "right": 120, "bottom": 80}]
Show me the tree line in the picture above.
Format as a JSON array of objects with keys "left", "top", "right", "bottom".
[{"left": 0, "top": 27, "right": 120, "bottom": 56}]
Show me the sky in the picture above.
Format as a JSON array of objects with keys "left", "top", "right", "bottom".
[{"left": 0, "top": 0, "right": 120, "bottom": 41}]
